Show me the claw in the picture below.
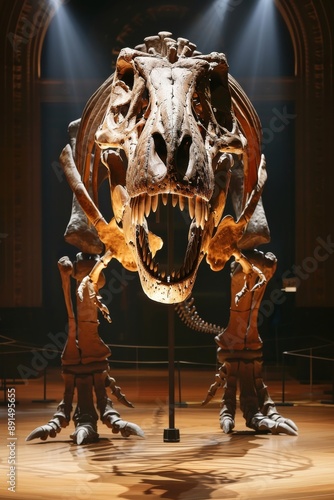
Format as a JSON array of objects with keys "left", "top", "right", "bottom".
[
  {"left": 94, "top": 294, "right": 112, "bottom": 323},
  {"left": 77, "top": 275, "right": 91, "bottom": 301},
  {"left": 250, "top": 412, "right": 298, "bottom": 436},
  {"left": 107, "top": 376, "right": 134, "bottom": 408},
  {"left": 26, "top": 420, "right": 62, "bottom": 442},
  {"left": 110, "top": 418, "right": 145, "bottom": 438},
  {"left": 220, "top": 416, "right": 235, "bottom": 434},
  {"left": 77, "top": 275, "right": 112, "bottom": 322},
  {"left": 202, "top": 374, "right": 224, "bottom": 406},
  {"left": 267, "top": 414, "right": 298, "bottom": 436},
  {"left": 70, "top": 424, "right": 99, "bottom": 444}
]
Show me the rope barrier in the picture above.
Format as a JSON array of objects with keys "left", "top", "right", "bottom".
[{"left": 281, "top": 345, "right": 334, "bottom": 405}]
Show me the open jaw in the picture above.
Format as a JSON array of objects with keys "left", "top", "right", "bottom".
[{"left": 129, "top": 192, "right": 210, "bottom": 303}]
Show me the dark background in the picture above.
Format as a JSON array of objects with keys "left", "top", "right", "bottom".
[
  {"left": 41, "top": 0, "right": 295, "bottom": 360},
  {"left": 1, "top": 0, "right": 333, "bottom": 379}
]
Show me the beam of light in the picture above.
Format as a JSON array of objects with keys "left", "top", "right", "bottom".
[
  {"left": 184, "top": 0, "right": 289, "bottom": 100},
  {"left": 49, "top": 0, "right": 65, "bottom": 7},
  {"left": 42, "top": 2, "right": 103, "bottom": 107},
  {"left": 184, "top": 0, "right": 234, "bottom": 54},
  {"left": 227, "top": 0, "right": 283, "bottom": 96}
]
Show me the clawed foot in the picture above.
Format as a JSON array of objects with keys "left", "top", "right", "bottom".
[
  {"left": 220, "top": 415, "right": 235, "bottom": 434},
  {"left": 71, "top": 424, "right": 99, "bottom": 444},
  {"left": 219, "top": 411, "right": 298, "bottom": 436},
  {"left": 108, "top": 417, "right": 145, "bottom": 438},
  {"left": 250, "top": 411, "right": 298, "bottom": 436},
  {"left": 26, "top": 418, "right": 64, "bottom": 442}
]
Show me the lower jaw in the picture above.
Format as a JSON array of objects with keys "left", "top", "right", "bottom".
[{"left": 137, "top": 268, "right": 197, "bottom": 304}]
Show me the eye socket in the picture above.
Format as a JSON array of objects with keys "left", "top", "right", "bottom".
[
  {"left": 192, "top": 74, "right": 233, "bottom": 132},
  {"left": 137, "top": 87, "right": 150, "bottom": 120},
  {"left": 192, "top": 92, "right": 203, "bottom": 119},
  {"left": 209, "top": 73, "right": 233, "bottom": 131},
  {"left": 117, "top": 66, "right": 135, "bottom": 90}
]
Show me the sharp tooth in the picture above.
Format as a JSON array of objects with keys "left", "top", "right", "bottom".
[
  {"left": 131, "top": 197, "right": 137, "bottom": 224},
  {"left": 188, "top": 197, "right": 195, "bottom": 219},
  {"left": 204, "top": 203, "right": 209, "bottom": 222},
  {"left": 171, "top": 270, "right": 176, "bottom": 278},
  {"left": 195, "top": 196, "right": 203, "bottom": 229},
  {"left": 136, "top": 197, "right": 140, "bottom": 223},
  {"left": 201, "top": 210, "right": 205, "bottom": 229},
  {"left": 146, "top": 251, "right": 152, "bottom": 266},
  {"left": 172, "top": 194, "right": 178, "bottom": 207},
  {"left": 138, "top": 194, "right": 145, "bottom": 225},
  {"left": 138, "top": 226, "right": 145, "bottom": 247},
  {"left": 201, "top": 201, "right": 209, "bottom": 229},
  {"left": 142, "top": 240, "right": 148, "bottom": 261},
  {"left": 151, "top": 194, "right": 159, "bottom": 213},
  {"left": 179, "top": 195, "right": 186, "bottom": 211},
  {"left": 161, "top": 271, "right": 166, "bottom": 279},
  {"left": 145, "top": 195, "right": 151, "bottom": 217},
  {"left": 162, "top": 193, "right": 168, "bottom": 206},
  {"left": 149, "top": 259, "right": 154, "bottom": 271},
  {"left": 154, "top": 263, "right": 158, "bottom": 273}
]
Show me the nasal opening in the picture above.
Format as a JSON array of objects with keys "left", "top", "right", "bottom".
[
  {"left": 153, "top": 133, "right": 167, "bottom": 165},
  {"left": 176, "top": 135, "right": 192, "bottom": 178}
]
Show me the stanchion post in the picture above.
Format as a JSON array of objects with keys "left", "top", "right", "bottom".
[
  {"left": 309, "top": 347, "right": 313, "bottom": 400},
  {"left": 282, "top": 352, "right": 286, "bottom": 404},
  {"left": 276, "top": 351, "right": 293, "bottom": 406},
  {"left": 32, "top": 365, "right": 56, "bottom": 404},
  {"left": 177, "top": 360, "right": 182, "bottom": 405}
]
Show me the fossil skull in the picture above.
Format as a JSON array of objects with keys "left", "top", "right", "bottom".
[{"left": 94, "top": 32, "right": 249, "bottom": 303}]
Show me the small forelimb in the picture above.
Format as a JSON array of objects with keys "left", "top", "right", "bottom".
[
  {"left": 234, "top": 252, "right": 266, "bottom": 305},
  {"left": 77, "top": 250, "right": 114, "bottom": 322}
]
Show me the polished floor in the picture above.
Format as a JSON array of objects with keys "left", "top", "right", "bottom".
[{"left": 0, "top": 367, "right": 333, "bottom": 499}]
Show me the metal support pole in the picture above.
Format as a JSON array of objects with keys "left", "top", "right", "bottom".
[
  {"left": 163, "top": 198, "right": 180, "bottom": 442},
  {"left": 178, "top": 361, "right": 182, "bottom": 405},
  {"left": 309, "top": 347, "right": 313, "bottom": 400},
  {"left": 282, "top": 352, "right": 286, "bottom": 404},
  {"left": 276, "top": 351, "right": 293, "bottom": 406}
]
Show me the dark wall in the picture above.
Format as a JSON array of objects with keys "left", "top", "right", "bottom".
[
  {"left": 5, "top": 0, "right": 332, "bottom": 370},
  {"left": 39, "top": 0, "right": 296, "bottom": 360}
]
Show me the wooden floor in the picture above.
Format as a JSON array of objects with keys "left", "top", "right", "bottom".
[{"left": 1, "top": 367, "right": 334, "bottom": 500}]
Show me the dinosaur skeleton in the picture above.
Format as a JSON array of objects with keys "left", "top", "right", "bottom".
[{"left": 26, "top": 32, "right": 297, "bottom": 444}]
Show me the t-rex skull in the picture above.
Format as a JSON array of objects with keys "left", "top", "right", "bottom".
[{"left": 94, "top": 32, "right": 249, "bottom": 303}]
